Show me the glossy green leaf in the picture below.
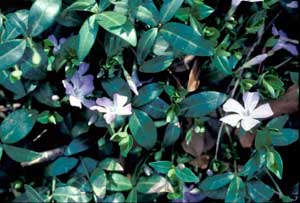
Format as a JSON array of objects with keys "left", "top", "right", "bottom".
[
  {"left": 247, "top": 181, "right": 274, "bottom": 203},
  {"left": 126, "top": 189, "right": 137, "bottom": 203},
  {"left": 24, "top": 184, "right": 45, "bottom": 203},
  {"left": 90, "top": 167, "right": 106, "bottom": 198},
  {"left": 129, "top": 109, "right": 157, "bottom": 150},
  {"left": 2, "top": 144, "right": 42, "bottom": 163},
  {"left": 4, "top": 10, "right": 29, "bottom": 38},
  {"left": 175, "top": 166, "right": 199, "bottom": 183},
  {"left": 149, "top": 161, "right": 172, "bottom": 174},
  {"left": 271, "top": 129, "right": 299, "bottom": 146},
  {"left": 77, "top": 15, "right": 99, "bottom": 61},
  {"left": 99, "top": 0, "right": 111, "bottom": 11},
  {"left": 65, "top": 0, "right": 99, "bottom": 13},
  {"left": 102, "top": 77, "right": 132, "bottom": 99},
  {"left": 45, "top": 157, "right": 78, "bottom": 176},
  {"left": 239, "top": 152, "right": 261, "bottom": 178},
  {"left": 159, "top": 0, "right": 184, "bottom": 23},
  {"left": 64, "top": 136, "right": 91, "bottom": 156},
  {"left": 225, "top": 176, "right": 245, "bottom": 203},
  {"left": 135, "top": 1, "right": 159, "bottom": 26},
  {"left": 133, "top": 83, "right": 164, "bottom": 107},
  {"left": 0, "top": 71, "right": 26, "bottom": 99},
  {"left": 162, "top": 122, "right": 181, "bottom": 147},
  {"left": 136, "top": 28, "right": 158, "bottom": 65},
  {"left": 53, "top": 186, "right": 91, "bottom": 202},
  {"left": 139, "top": 98, "right": 169, "bottom": 119},
  {"left": 96, "top": 12, "right": 137, "bottom": 46},
  {"left": 198, "top": 3, "right": 215, "bottom": 20},
  {"left": 28, "top": 0, "right": 62, "bottom": 36},
  {"left": 140, "top": 55, "right": 173, "bottom": 73},
  {"left": 76, "top": 157, "right": 98, "bottom": 174},
  {"left": 136, "top": 175, "right": 174, "bottom": 194},
  {"left": 33, "top": 82, "right": 60, "bottom": 107},
  {"left": 267, "top": 115, "right": 289, "bottom": 130},
  {"left": 200, "top": 172, "right": 235, "bottom": 191},
  {"left": 98, "top": 158, "right": 124, "bottom": 172},
  {"left": 0, "top": 144, "right": 3, "bottom": 161},
  {"left": 0, "top": 39, "right": 26, "bottom": 71},
  {"left": 107, "top": 173, "right": 132, "bottom": 191},
  {"left": 103, "top": 193, "right": 125, "bottom": 203},
  {"left": 0, "top": 109, "right": 36, "bottom": 144},
  {"left": 180, "top": 91, "right": 227, "bottom": 118},
  {"left": 266, "top": 148, "right": 283, "bottom": 179},
  {"left": 160, "top": 22, "right": 213, "bottom": 56},
  {"left": 212, "top": 55, "right": 238, "bottom": 75}
]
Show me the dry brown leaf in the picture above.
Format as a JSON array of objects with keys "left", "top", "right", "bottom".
[
  {"left": 189, "top": 155, "right": 210, "bottom": 170},
  {"left": 239, "top": 133, "right": 256, "bottom": 148},
  {"left": 187, "top": 58, "right": 201, "bottom": 92}
]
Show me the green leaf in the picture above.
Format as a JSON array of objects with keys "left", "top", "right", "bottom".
[
  {"left": 28, "top": 0, "right": 62, "bottom": 36},
  {"left": 5, "top": 9, "right": 29, "bottom": 38},
  {"left": 0, "top": 109, "right": 36, "bottom": 144},
  {"left": 140, "top": 55, "right": 173, "bottom": 73},
  {"left": 77, "top": 15, "right": 99, "bottom": 61},
  {"left": 76, "top": 157, "right": 98, "bottom": 174},
  {"left": 65, "top": 0, "right": 99, "bottom": 13},
  {"left": 162, "top": 122, "right": 181, "bottom": 147},
  {"left": 239, "top": 152, "right": 261, "bottom": 178},
  {"left": 64, "top": 136, "right": 91, "bottom": 156},
  {"left": 136, "top": 175, "right": 174, "bottom": 194},
  {"left": 45, "top": 157, "right": 78, "bottom": 176},
  {"left": 246, "top": 181, "right": 274, "bottom": 203},
  {"left": 199, "top": 172, "right": 234, "bottom": 191},
  {"left": 96, "top": 12, "right": 137, "bottom": 46},
  {"left": 0, "top": 144, "right": 3, "bottom": 161},
  {"left": 175, "top": 166, "right": 199, "bottom": 183},
  {"left": 90, "top": 167, "right": 106, "bottom": 198},
  {"left": 99, "top": 0, "right": 111, "bottom": 11},
  {"left": 53, "top": 186, "right": 91, "bottom": 202},
  {"left": 212, "top": 55, "right": 238, "bottom": 75},
  {"left": 225, "top": 176, "right": 245, "bottom": 203},
  {"left": 33, "top": 82, "right": 60, "bottom": 107},
  {"left": 159, "top": 0, "right": 184, "bottom": 23},
  {"left": 139, "top": 98, "right": 169, "bottom": 119},
  {"left": 103, "top": 193, "right": 125, "bottom": 203},
  {"left": 290, "top": 72, "right": 299, "bottom": 84},
  {"left": 160, "top": 22, "right": 213, "bottom": 56},
  {"left": 129, "top": 110, "right": 157, "bottom": 150},
  {"left": 126, "top": 189, "right": 137, "bottom": 203},
  {"left": 102, "top": 77, "right": 132, "bottom": 99},
  {"left": 180, "top": 91, "right": 227, "bottom": 118},
  {"left": 98, "top": 158, "right": 124, "bottom": 172},
  {"left": 135, "top": 2, "right": 160, "bottom": 26},
  {"left": 271, "top": 128, "right": 299, "bottom": 146},
  {"left": 2, "top": 144, "right": 42, "bottom": 163},
  {"left": 0, "top": 71, "right": 26, "bottom": 99},
  {"left": 198, "top": 3, "right": 215, "bottom": 20},
  {"left": 24, "top": 184, "right": 45, "bottom": 203},
  {"left": 136, "top": 28, "right": 158, "bottom": 65},
  {"left": 0, "top": 39, "right": 26, "bottom": 71},
  {"left": 133, "top": 83, "right": 164, "bottom": 107},
  {"left": 267, "top": 115, "right": 289, "bottom": 130},
  {"left": 266, "top": 148, "right": 283, "bottom": 179},
  {"left": 149, "top": 161, "right": 172, "bottom": 174},
  {"left": 107, "top": 173, "right": 132, "bottom": 191}
]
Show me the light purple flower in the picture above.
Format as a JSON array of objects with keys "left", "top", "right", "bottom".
[
  {"left": 271, "top": 26, "right": 299, "bottom": 56},
  {"left": 231, "top": 0, "right": 263, "bottom": 7},
  {"left": 174, "top": 184, "right": 206, "bottom": 203},
  {"left": 286, "top": 1, "right": 298, "bottom": 8},
  {"left": 243, "top": 54, "right": 269, "bottom": 68},
  {"left": 90, "top": 93, "right": 132, "bottom": 124},
  {"left": 48, "top": 35, "right": 67, "bottom": 54},
  {"left": 220, "top": 92, "right": 273, "bottom": 131},
  {"left": 62, "top": 63, "right": 95, "bottom": 109}
]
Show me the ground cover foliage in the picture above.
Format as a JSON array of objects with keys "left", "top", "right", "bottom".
[{"left": 0, "top": 0, "right": 299, "bottom": 202}]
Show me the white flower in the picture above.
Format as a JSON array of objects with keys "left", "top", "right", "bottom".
[
  {"left": 90, "top": 93, "right": 132, "bottom": 124},
  {"left": 220, "top": 92, "right": 273, "bottom": 131},
  {"left": 232, "top": 0, "right": 263, "bottom": 7}
]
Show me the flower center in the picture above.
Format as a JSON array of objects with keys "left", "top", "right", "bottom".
[{"left": 242, "top": 109, "right": 251, "bottom": 117}]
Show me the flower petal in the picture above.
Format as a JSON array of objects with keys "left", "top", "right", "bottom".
[
  {"left": 117, "top": 104, "right": 132, "bottom": 115},
  {"left": 96, "top": 97, "right": 113, "bottom": 108},
  {"left": 78, "top": 62, "right": 89, "bottom": 75},
  {"left": 48, "top": 35, "right": 58, "bottom": 46},
  {"left": 251, "top": 103, "right": 273, "bottom": 119},
  {"left": 104, "top": 113, "right": 116, "bottom": 124},
  {"left": 69, "top": 95, "right": 82, "bottom": 108},
  {"left": 114, "top": 93, "right": 128, "bottom": 107},
  {"left": 241, "top": 117, "right": 260, "bottom": 131},
  {"left": 220, "top": 114, "right": 243, "bottom": 127},
  {"left": 62, "top": 80, "right": 73, "bottom": 94},
  {"left": 243, "top": 92, "right": 259, "bottom": 112},
  {"left": 223, "top": 98, "right": 244, "bottom": 115},
  {"left": 90, "top": 105, "right": 107, "bottom": 113}
]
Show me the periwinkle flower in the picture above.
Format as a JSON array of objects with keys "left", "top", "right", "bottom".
[
  {"left": 271, "top": 26, "right": 299, "bottom": 56},
  {"left": 90, "top": 93, "right": 132, "bottom": 124},
  {"left": 243, "top": 53, "right": 269, "bottom": 68},
  {"left": 220, "top": 92, "right": 273, "bottom": 131},
  {"left": 231, "top": 0, "right": 263, "bottom": 8},
  {"left": 62, "top": 63, "right": 95, "bottom": 109},
  {"left": 286, "top": 1, "right": 298, "bottom": 8},
  {"left": 48, "top": 35, "right": 67, "bottom": 54}
]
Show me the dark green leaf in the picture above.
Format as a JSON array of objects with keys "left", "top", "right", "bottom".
[
  {"left": 5, "top": 10, "right": 29, "bottom": 38},
  {"left": 160, "top": 22, "right": 213, "bottom": 56},
  {"left": 247, "top": 181, "right": 274, "bottom": 203},
  {"left": 0, "top": 71, "right": 26, "bottom": 99},
  {"left": 180, "top": 91, "right": 227, "bottom": 118},
  {"left": 0, "top": 39, "right": 26, "bottom": 71},
  {"left": 133, "top": 83, "right": 164, "bottom": 107},
  {"left": 149, "top": 161, "right": 172, "bottom": 174},
  {"left": 139, "top": 98, "right": 169, "bottom": 119},
  {"left": 162, "top": 122, "right": 181, "bottom": 147},
  {"left": 136, "top": 175, "right": 174, "bottom": 194},
  {"left": 33, "top": 83, "right": 60, "bottom": 107},
  {"left": 267, "top": 115, "right": 289, "bottom": 130},
  {"left": 135, "top": 2, "right": 159, "bottom": 26},
  {"left": 225, "top": 176, "right": 245, "bottom": 203},
  {"left": 98, "top": 158, "right": 124, "bottom": 172},
  {"left": 199, "top": 172, "right": 234, "bottom": 191},
  {"left": 65, "top": 0, "right": 99, "bottom": 13},
  {"left": 126, "top": 189, "right": 137, "bottom": 203},
  {"left": 103, "top": 193, "right": 125, "bottom": 203},
  {"left": 24, "top": 184, "right": 45, "bottom": 203},
  {"left": 77, "top": 15, "right": 99, "bottom": 61},
  {"left": 140, "top": 55, "right": 173, "bottom": 73},
  {"left": 212, "top": 55, "right": 238, "bottom": 75},
  {"left": 2, "top": 144, "right": 42, "bottom": 163},
  {"left": 90, "top": 167, "right": 106, "bottom": 198},
  {"left": 45, "top": 157, "right": 78, "bottom": 176},
  {"left": 129, "top": 110, "right": 157, "bottom": 150},
  {"left": 53, "top": 186, "right": 91, "bottom": 202},
  {"left": 266, "top": 148, "right": 283, "bottom": 179},
  {"left": 175, "top": 166, "right": 199, "bottom": 183},
  {"left": 137, "top": 28, "right": 158, "bottom": 65},
  {"left": 64, "top": 136, "right": 91, "bottom": 156},
  {"left": 159, "top": 0, "right": 184, "bottom": 23},
  {"left": 28, "top": 0, "right": 62, "bottom": 36},
  {"left": 102, "top": 77, "right": 132, "bottom": 99},
  {"left": 271, "top": 129, "right": 299, "bottom": 146},
  {"left": 0, "top": 109, "right": 36, "bottom": 144},
  {"left": 107, "top": 173, "right": 132, "bottom": 191}
]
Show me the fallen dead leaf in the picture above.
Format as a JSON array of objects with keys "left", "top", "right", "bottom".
[
  {"left": 189, "top": 155, "right": 210, "bottom": 170},
  {"left": 187, "top": 58, "right": 201, "bottom": 92}
]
